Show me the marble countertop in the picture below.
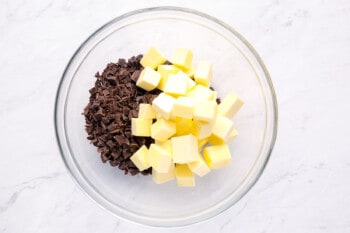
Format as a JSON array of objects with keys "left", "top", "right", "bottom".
[{"left": 1, "top": 0, "right": 350, "bottom": 232}]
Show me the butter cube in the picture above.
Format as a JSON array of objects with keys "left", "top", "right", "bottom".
[
  {"left": 194, "top": 61, "right": 212, "bottom": 87},
  {"left": 148, "top": 143, "right": 172, "bottom": 173},
  {"left": 175, "top": 164, "right": 195, "bottom": 187},
  {"left": 140, "top": 47, "right": 167, "bottom": 69},
  {"left": 185, "top": 66, "right": 195, "bottom": 78},
  {"left": 211, "top": 115, "right": 234, "bottom": 142},
  {"left": 172, "top": 48, "right": 193, "bottom": 71},
  {"left": 188, "top": 154, "right": 211, "bottom": 177},
  {"left": 151, "top": 118, "right": 176, "bottom": 142},
  {"left": 130, "top": 145, "right": 150, "bottom": 171},
  {"left": 136, "top": 67, "right": 161, "bottom": 91},
  {"left": 174, "top": 117, "right": 193, "bottom": 136},
  {"left": 157, "top": 65, "right": 179, "bottom": 91},
  {"left": 218, "top": 92, "right": 244, "bottom": 118},
  {"left": 186, "top": 84, "right": 214, "bottom": 102},
  {"left": 191, "top": 120, "right": 214, "bottom": 139},
  {"left": 164, "top": 74, "right": 187, "bottom": 97},
  {"left": 173, "top": 97, "right": 195, "bottom": 119},
  {"left": 131, "top": 118, "right": 152, "bottom": 136},
  {"left": 176, "top": 71, "right": 196, "bottom": 91},
  {"left": 193, "top": 100, "right": 217, "bottom": 123},
  {"left": 203, "top": 144, "right": 231, "bottom": 169},
  {"left": 208, "top": 134, "right": 224, "bottom": 145},
  {"left": 152, "top": 93, "right": 176, "bottom": 119},
  {"left": 156, "top": 139, "right": 172, "bottom": 154},
  {"left": 198, "top": 137, "right": 209, "bottom": 151},
  {"left": 138, "top": 103, "right": 156, "bottom": 119},
  {"left": 152, "top": 163, "right": 175, "bottom": 184},
  {"left": 172, "top": 134, "right": 199, "bottom": 163}
]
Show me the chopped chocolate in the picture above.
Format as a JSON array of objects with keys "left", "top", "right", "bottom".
[{"left": 83, "top": 55, "right": 161, "bottom": 176}]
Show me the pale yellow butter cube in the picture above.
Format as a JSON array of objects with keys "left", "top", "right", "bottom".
[
  {"left": 157, "top": 65, "right": 179, "bottom": 91},
  {"left": 136, "top": 67, "right": 161, "bottom": 91},
  {"left": 194, "top": 61, "right": 212, "bottom": 87},
  {"left": 175, "top": 164, "right": 195, "bottom": 187},
  {"left": 174, "top": 117, "right": 193, "bottom": 136},
  {"left": 188, "top": 154, "right": 211, "bottom": 177},
  {"left": 152, "top": 93, "right": 176, "bottom": 119},
  {"left": 186, "top": 84, "right": 214, "bottom": 102},
  {"left": 191, "top": 120, "right": 214, "bottom": 139},
  {"left": 148, "top": 143, "right": 172, "bottom": 173},
  {"left": 198, "top": 137, "right": 209, "bottom": 151},
  {"left": 176, "top": 71, "right": 196, "bottom": 91},
  {"left": 218, "top": 92, "right": 244, "bottom": 118},
  {"left": 138, "top": 103, "right": 156, "bottom": 119},
  {"left": 151, "top": 118, "right": 176, "bottom": 142},
  {"left": 172, "top": 134, "right": 199, "bottom": 163},
  {"left": 185, "top": 65, "right": 195, "bottom": 78},
  {"left": 173, "top": 97, "right": 195, "bottom": 119},
  {"left": 211, "top": 115, "right": 234, "bottom": 142},
  {"left": 140, "top": 47, "right": 167, "bottom": 69},
  {"left": 193, "top": 100, "right": 217, "bottom": 123},
  {"left": 172, "top": 48, "right": 193, "bottom": 71},
  {"left": 156, "top": 139, "right": 172, "bottom": 154},
  {"left": 152, "top": 163, "right": 175, "bottom": 184},
  {"left": 130, "top": 145, "right": 150, "bottom": 171},
  {"left": 203, "top": 144, "right": 231, "bottom": 169},
  {"left": 131, "top": 118, "right": 152, "bottom": 136},
  {"left": 164, "top": 74, "right": 187, "bottom": 97}
]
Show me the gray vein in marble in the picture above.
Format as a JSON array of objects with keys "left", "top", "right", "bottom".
[{"left": 0, "top": 172, "right": 63, "bottom": 214}]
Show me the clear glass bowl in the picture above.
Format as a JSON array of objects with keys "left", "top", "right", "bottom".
[{"left": 55, "top": 7, "right": 278, "bottom": 227}]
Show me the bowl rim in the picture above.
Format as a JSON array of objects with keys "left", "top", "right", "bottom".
[{"left": 54, "top": 6, "right": 278, "bottom": 227}]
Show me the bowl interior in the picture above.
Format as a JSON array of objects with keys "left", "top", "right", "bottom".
[{"left": 56, "top": 7, "right": 277, "bottom": 227}]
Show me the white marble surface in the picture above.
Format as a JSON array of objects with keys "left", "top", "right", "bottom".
[{"left": 1, "top": 0, "right": 350, "bottom": 232}]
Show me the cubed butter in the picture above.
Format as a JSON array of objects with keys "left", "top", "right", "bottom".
[
  {"left": 172, "top": 48, "right": 193, "bottom": 71},
  {"left": 218, "top": 92, "right": 244, "bottom": 118},
  {"left": 151, "top": 118, "right": 176, "bottom": 142},
  {"left": 188, "top": 154, "right": 211, "bottom": 177},
  {"left": 172, "top": 134, "right": 199, "bottom": 163},
  {"left": 136, "top": 67, "right": 161, "bottom": 91},
  {"left": 164, "top": 74, "right": 187, "bottom": 97},
  {"left": 174, "top": 117, "right": 193, "bottom": 136},
  {"left": 152, "top": 163, "right": 175, "bottom": 184},
  {"left": 185, "top": 65, "right": 195, "bottom": 78},
  {"left": 175, "top": 164, "right": 195, "bottom": 187},
  {"left": 138, "top": 103, "right": 156, "bottom": 119},
  {"left": 186, "top": 84, "right": 214, "bottom": 102},
  {"left": 211, "top": 115, "right": 234, "bottom": 142},
  {"left": 203, "top": 144, "right": 231, "bottom": 169},
  {"left": 131, "top": 118, "right": 152, "bottom": 137},
  {"left": 208, "top": 134, "right": 224, "bottom": 145},
  {"left": 148, "top": 143, "right": 172, "bottom": 173},
  {"left": 198, "top": 137, "right": 209, "bottom": 151},
  {"left": 193, "top": 100, "right": 217, "bottom": 123},
  {"left": 130, "top": 145, "right": 150, "bottom": 171},
  {"left": 140, "top": 47, "right": 167, "bottom": 69},
  {"left": 172, "top": 97, "right": 195, "bottom": 119},
  {"left": 194, "top": 61, "right": 212, "bottom": 87},
  {"left": 210, "top": 91, "right": 218, "bottom": 101},
  {"left": 152, "top": 93, "right": 176, "bottom": 119},
  {"left": 191, "top": 120, "right": 214, "bottom": 139},
  {"left": 176, "top": 71, "right": 196, "bottom": 91},
  {"left": 157, "top": 65, "right": 179, "bottom": 91},
  {"left": 156, "top": 139, "right": 172, "bottom": 154}
]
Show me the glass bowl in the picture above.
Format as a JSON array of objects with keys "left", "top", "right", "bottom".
[{"left": 54, "top": 6, "right": 278, "bottom": 227}]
